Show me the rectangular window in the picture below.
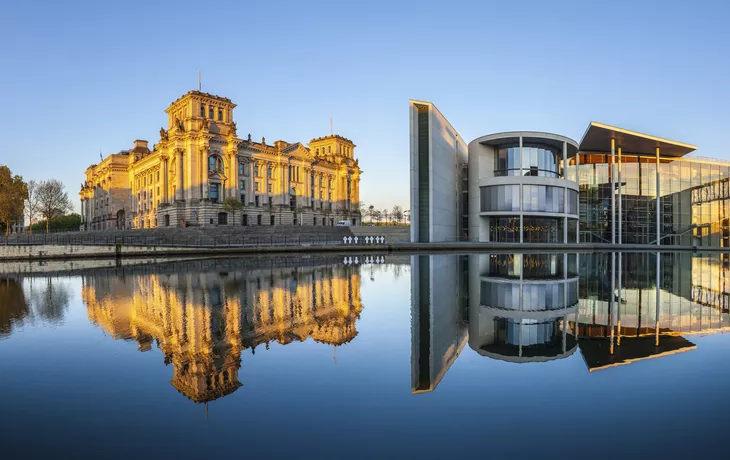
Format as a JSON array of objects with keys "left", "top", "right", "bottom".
[
  {"left": 268, "top": 184, "right": 272, "bottom": 193},
  {"left": 255, "top": 181, "right": 260, "bottom": 192},
  {"left": 268, "top": 167, "right": 273, "bottom": 179},
  {"left": 268, "top": 196, "right": 273, "bottom": 207},
  {"left": 239, "top": 179, "right": 245, "bottom": 189},
  {"left": 210, "top": 184, "right": 219, "bottom": 203},
  {"left": 241, "top": 193, "right": 246, "bottom": 204},
  {"left": 255, "top": 195, "right": 260, "bottom": 207},
  {"left": 157, "top": 172, "right": 160, "bottom": 181},
  {"left": 218, "top": 108, "right": 223, "bottom": 121},
  {"left": 239, "top": 163, "right": 244, "bottom": 176},
  {"left": 254, "top": 165, "right": 260, "bottom": 177}
]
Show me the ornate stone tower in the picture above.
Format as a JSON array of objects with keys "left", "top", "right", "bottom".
[
  {"left": 159, "top": 91, "right": 240, "bottom": 225},
  {"left": 308, "top": 135, "right": 360, "bottom": 214}
]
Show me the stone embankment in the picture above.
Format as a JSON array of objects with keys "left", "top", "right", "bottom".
[{"left": 0, "top": 225, "right": 403, "bottom": 262}]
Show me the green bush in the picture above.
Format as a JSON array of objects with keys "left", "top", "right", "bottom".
[{"left": 31, "top": 214, "right": 81, "bottom": 232}]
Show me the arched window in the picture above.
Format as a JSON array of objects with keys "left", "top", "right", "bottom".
[
  {"left": 328, "top": 146, "right": 331, "bottom": 153},
  {"left": 208, "top": 155, "right": 223, "bottom": 172},
  {"left": 209, "top": 106, "right": 214, "bottom": 118},
  {"left": 218, "top": 108, "right": 223, "bottom": 121},
  {"left": 200, "top": 104, "right": 205, "bottom": 117},
  {"left": 315, "top": 148, "right": 319, "bottom": 155}
]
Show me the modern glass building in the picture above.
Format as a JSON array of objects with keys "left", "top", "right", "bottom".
[
  {"left": 410, "top": 101, "right": 730, "bottom": 247},
  {"left": 575, "top": 122, "right": 727, "bottom": 246},
  {"left": 469, "top": 132, "right": 579, "bottom": 243}
]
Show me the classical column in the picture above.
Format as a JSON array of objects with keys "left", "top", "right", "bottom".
[
  {"left": 608, "top": 139, "right": 616, "bottom": 244},
  {"left": 246, "top": 160, "right": 254, "bottom": 205},
  {"left": 656, "top": 147, "right": 661, "bottom": 246},
  {"left": 229, "top": 154, "right": 237, "bottom": 200},
  {"left": 163, "top": 158, "right": 169, "bottom": 204},
  {"left": 175, "top": 149, "right": 183, "bottom": 201}
]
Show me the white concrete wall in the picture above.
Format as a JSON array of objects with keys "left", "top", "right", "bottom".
[
  {"left": 430, "top": 108, "right": 467, "bottom": 242},
  {"left": 411, "top": 254, "right": 467, "bottom": 393},
  {"left": 409, "top": 100, "right": 467, "bottom": 243}
]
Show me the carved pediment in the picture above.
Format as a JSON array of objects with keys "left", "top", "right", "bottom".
[{"left": 208, "top": 171, "right": 227, "bottom": 181}]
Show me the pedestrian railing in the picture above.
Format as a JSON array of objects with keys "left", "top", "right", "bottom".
[{"left": 0, "top": 233, "right": 388, "bottom": 248}]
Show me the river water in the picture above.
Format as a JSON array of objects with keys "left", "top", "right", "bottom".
[{"left": 1, "top": 252, "right": 729, "bottom": 459}]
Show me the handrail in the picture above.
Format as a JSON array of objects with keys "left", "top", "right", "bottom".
[{"left": 493, "top": 168, "right": 563, "bottom": 178}]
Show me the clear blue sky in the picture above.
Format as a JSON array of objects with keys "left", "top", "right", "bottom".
[{"left": 2, "top": 0, "right": 729, "bottom": 213}]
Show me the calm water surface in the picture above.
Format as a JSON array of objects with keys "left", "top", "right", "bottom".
[{"left": 1, "top": 252, "right": 729, "bottom": 459}]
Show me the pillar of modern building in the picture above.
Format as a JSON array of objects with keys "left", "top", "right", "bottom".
[
  {"left": 655, "top": 252, "right": 661, "bottom": 345},
  {"left": 610, "top": 251, "right": 615, "bottom": 355},
  {"left": 617, "top": 252, "right": 622, "bottom": 345},
  {"left": 618, "top": 147, "right": 622, "bottom": 244},
  {"left": 563, "top": 141, "right": 568, "bottom": 243},
  {"left": 656, "top": 147, "right": 661, "bottom": 245},
  {"left": 575, "top": 152, "right": 580, "bottom": 242},
  {"left": 611, "top": 138, "right": 615, "bottom": 244}
]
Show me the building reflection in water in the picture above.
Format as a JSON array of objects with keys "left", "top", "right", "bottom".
[
  {"left": 0, "top": 277, "right": 71, "bottom": 338},
  {"left": 468, "top": 253, "right": 579, "bottom": 363},
  {"left": 410, "top": 255, "right": 469, "bottom": 394},
  {"left": 411, "top": 251, "right": 730, "bottom": 393},
  {"left": 81, "top": 258, "right": 363, "bottom": 404},
  {"left": 576, "top": 252, "right": 730, "bottom": 370}
]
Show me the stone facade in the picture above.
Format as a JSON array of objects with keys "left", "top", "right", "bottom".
[{"left": 80, "top": 90, "right": 362, "bottom": 230}]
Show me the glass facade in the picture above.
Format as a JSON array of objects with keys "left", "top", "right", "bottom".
[
  {"left": 488, "top": 216, "right": 578, "bottom": 243},
  {"left": 523, "top": 185, "right": 564, "bottom": 212},
  {"left": 493, "top": 144, "right": 521, "bottom": 176},
  {"left": 576, "top": 154, "right": 730, "bottom": 246},
  {"left": 493, "top": 143, "right": 561, "bottom": 177},
  {"left": 494, "top": 143, "right": 561, "bottom": 177},
  {"left": 489, "top": 217, "right": 521, "bottom": 242},
  {"left": 485, "top": 253, "right": 578, "bottom": 278},
  {"left": 522, "top": 217, "right": 564, "bottom": 243},
  {"left": 480, "top": 185, "right": 520, "bottom": 212}
]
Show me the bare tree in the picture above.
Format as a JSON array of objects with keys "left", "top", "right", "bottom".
[
  {"left": 37, "top": 179, "right": 73, "bottom": 232},
  {"left": 373, "top": 210, "right": 382, "bottom": 224},
  {"left": 382, "top": 209, "right": 390, "bottom": 225},
  {"left": 368, "top": 205, "right": 375, "bottom": 224},
  {"left": 25, "top": 180, "right": 38, "bottom": 234},
  {"left": 392, "top": 205, "right": 403, "bottom": 225}
]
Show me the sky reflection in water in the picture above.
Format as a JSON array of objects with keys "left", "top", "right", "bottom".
[{"left": 1, "top": 253, "right": 729, "bottom": 459}]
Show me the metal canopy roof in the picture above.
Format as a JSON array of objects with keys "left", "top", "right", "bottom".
[{"left": 579, "top": 122, "right": 697, "bottom": 157}]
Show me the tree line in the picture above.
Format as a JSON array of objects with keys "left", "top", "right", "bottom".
[
  {"left": 0, "top": 165, "right": 75, "bottom": 234},
  {"left": 361, "top": 204, "right": 410, "bottom": 225}
]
